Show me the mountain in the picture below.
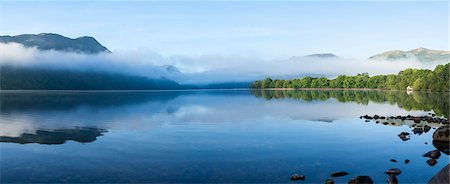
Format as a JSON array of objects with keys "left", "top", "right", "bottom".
[
  {"left": 0, "top": 33, "right": 110, "bottom": 54},
  {"left": 368, "top": 48, "right": 450, "bottom": 62},
  {"left": 291, "top": 53, "right": 340, "bottom": 59},
  {"left": 304, "top": 53, "right": 339, "bottom": 58},
  {"left": 0, "top": 66, "right": 182, "bottom": 90}
]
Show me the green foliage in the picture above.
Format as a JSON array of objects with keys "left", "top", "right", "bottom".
[{"left": 251, "top": 63, "right": 449, "bottom": 92}]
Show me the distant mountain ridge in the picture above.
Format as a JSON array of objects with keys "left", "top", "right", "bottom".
[
  {"left": 368, "top": 48, "right": 450, "bottom": 62},
  {"left": 304, "top": 53, "right": 339, "bottom": 58},
  {"left": 291, "top": 53, "right": 340, "bottom": 59},
  {"left": 0, "top": 33, "right": 110, "bottom": 54}
]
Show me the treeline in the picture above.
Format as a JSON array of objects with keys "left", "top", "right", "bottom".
[
  {"left": 0, "top": 66, "right": 182, "bottom": 90},
  {"left": 251, "top": 90, "right": 449, "bottom": 118},
  {"left": 251, "top": 63, "right": 449, "bottom": 91}
]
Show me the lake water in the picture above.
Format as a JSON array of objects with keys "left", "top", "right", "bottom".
[{"left": 1, "top": 90, "right": 448, "bottom": 183}]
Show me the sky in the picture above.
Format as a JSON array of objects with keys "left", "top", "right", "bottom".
[{"left": 0, "top": 0, "right": 448, "bottom": 59}]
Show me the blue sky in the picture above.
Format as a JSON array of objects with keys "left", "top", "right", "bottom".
[{"left": 0, "top": 1, "right": 448, "bottom": 59}]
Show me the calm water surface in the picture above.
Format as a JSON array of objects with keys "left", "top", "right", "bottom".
[{"left": 0, "top": 90, "right": 448, "bottom": 183}]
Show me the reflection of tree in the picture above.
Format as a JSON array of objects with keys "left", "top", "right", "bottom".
[
  {"left": 0, "top": 127, "right": 107, "bottom": 145},
  {"left": 251, "top": 90, "right": 449, "bottom": 117}
]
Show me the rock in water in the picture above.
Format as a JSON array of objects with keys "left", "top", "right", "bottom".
[
  {"left": 291, "top": 174, "right": 305, "bottom": 181},
  {"left": 423, "top": 150, "right": 441, "bottom": 159},
  {"left": 387, "top": 174, "right": 399, "bottom": 184},
  {"left": 433, "top": 126, "right": 450, "bottom": 142},
  {"left": 404, "top": 159, "right": 410, "bottom": 164},
  {"left": 385, "top": 168, "right": 401, "bottom": 175},
  {"left": 427, "top": 159, "right": 438, "bottom": 166},
  {"left": 398, "top": 132, "right": 410, "bottom": 141},
  {"left": 390, "top": 159, "right": 398, "bottom": 162},
  {"left": 331, "top": 171, "right": 349, "bottom": 177},
  {"left": 432, "top": 140, "right": 450, "bottom": 155},
  {"left": 348, "top": 176, "right": 374, "bottom": 184},
  {"left": 325, "top": 178, "right": 335, "bottom": 184}
]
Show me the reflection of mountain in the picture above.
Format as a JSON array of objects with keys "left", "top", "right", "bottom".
[
  {"left": 0, "top": 127, "right": 107, "bottom": 145},
  {"left": 0, "top": 91, "right": 181, "bottom": 113},
  {"left": 251, "top": 90, "right": 449, "bottom": 118},
  {"left": 0, "top": 66, "right": 182, "bottom": 90}
]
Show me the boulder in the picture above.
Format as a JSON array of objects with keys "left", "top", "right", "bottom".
[{"left": 433, "top": 126, "right": 450, "bottom": 142}]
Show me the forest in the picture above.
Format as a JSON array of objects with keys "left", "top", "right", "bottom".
[{"left": 251, "top": 63, "right": 449, "bottom": 91}]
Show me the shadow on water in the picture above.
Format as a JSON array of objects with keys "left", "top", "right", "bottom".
[
  {"left": 251, "top": 90, "right": 449, "bottom": 118},
  {"left": 0, "top": 127, "right": 107, "bottom": 145}
]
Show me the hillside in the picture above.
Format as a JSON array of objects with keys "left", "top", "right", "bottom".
[{"left": 368, "top": 48, "right": 450, "bottom": 62}]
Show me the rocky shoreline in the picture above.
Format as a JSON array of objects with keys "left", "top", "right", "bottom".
[{"left": 289, "top": 114, "right": 449, "bottom": 183}]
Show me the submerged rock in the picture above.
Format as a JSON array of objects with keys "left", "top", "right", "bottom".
[
  {"left": 404, "top": 159, "right": 410, "bottom": 164},
  {"left": 348, "top": 176, "right": 374, "bottom": 184},
  {"left": 291, "top": 174, "right": 305, "bottom": 181},
  {"left": 385, "top": 168, "right": 401, "bottom": 175},
  {"left": 386, "top": 175, "right": 399, "bottom": 184},
  {"left": 426, "top": 159, "right": 438, "bottom": 166},
  {"left": 325, "top": 178, "right": 335, "bottom": 184},
  {"left": 331, "top": 171, "right": 349, "bottom": 177}
]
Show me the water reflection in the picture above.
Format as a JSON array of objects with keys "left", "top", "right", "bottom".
[
  {"left": 0, "top": 90, "right": 448, "bottom": 183},
  {"left": 251, "top": 90, "right": 449, "bottom": 117},
  {"left": 0, "top": 127, "right": 107, "bottom": 145}
]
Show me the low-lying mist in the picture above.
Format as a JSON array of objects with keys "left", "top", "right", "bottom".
[{"left": 0, "top": 43, "right": 446, "bottom": 84}]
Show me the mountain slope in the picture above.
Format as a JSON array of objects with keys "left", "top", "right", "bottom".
[
  {"left": 368, "top": 48, "right": 450, "bottom": 62},
  {"left": 0, "top": 33, "right": 110, "bottom": 54},
  {"left": 290, "top": 53, "right": 340, "bottom": 60}
]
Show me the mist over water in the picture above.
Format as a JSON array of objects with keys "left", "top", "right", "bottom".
[{"left": 0, "top": 43, "right": 446, "bottom": 84}]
